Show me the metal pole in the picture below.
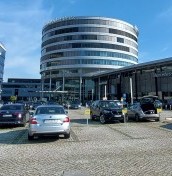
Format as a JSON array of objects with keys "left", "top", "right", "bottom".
[
  {"left": 80, "top": 76, "right": 82, "bottom": 103},
  {"left": 62, "top": 71, "right": 65, "bottom": 103},
  {"left": 98, "top": 77, "right": 100, "bottom": 100},
  {"left": 105, "top": 85, "right": 107, "bottom": 100},
  {"left": 49, "top": 71, "right": 51, "bottom": 101},
  {"left": 92, "top": 89, "right": 94, "bottom": 101},
  {"left": 41, "top": 77, "right": 44, "bottom": 101},
  {"left": 130, "top": 77, "right": 133, "bottom": 104}
]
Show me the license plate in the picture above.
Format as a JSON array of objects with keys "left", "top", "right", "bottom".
[
  {"left": 114, "top": 115, "right": 122, "bottom": 118},
  {"left": 3, "top": 114, "right": 12, "bottom": 117},
  {"left": 44, "top": 120, "right": 61, "bottom": 123}
]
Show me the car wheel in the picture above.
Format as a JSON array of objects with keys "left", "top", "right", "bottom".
[
  {"left": 64, "top": 133, "right": 70, "bottom": 139},
  {"left": 155, "top": 118, "right": 160, "bottom": 122},
  {"left": 90, "top": 113, "right": 95, "bottom": 121},
  {"left": 100, "top": 114, "right": 106, "bottom": 124},
  {"left": 28, "top": 133, "right": 34, "bottom": 140},
  {"left": 20, "top": 120, "right": 26, "bottom": 127},
  {"left": 135, "top": 114, "right": 140, "bottom": 122}
]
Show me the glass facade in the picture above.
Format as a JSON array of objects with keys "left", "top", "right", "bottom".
[
  {"left": 41, "top": 50, "right": 137, "bottom": 62},
  {"left": 0, "top": 44, "right": 5, "bottom": 81},
  {"left": 94, "top": 60, "right": 172, "bottom": 102},
  {"left": 40, "top": 16, "right": 138, "bottom": 102}
]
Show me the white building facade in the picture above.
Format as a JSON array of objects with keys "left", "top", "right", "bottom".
[{"left": 0, "top": 43, "right": 6, "bottom": 100}]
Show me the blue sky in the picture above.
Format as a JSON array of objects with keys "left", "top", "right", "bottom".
[{"left": 0, "top": 0, "right": 172, "bottom": 81}]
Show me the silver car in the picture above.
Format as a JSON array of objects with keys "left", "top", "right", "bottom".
[
  {"left": 28, "top": 105, "right": 70, "bottom": 140},
  {"left": 127, "top": 102, "right": 160, "bottom": 122}
]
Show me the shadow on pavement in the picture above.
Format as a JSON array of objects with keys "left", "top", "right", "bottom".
[
  {"left": 0, "top": 125, "right": 64, "bottom": 145},
  {"left": 71, "top": 118, "right": 100, "bottom": 125},
  {"left": 160, "top": 123, "right": 172, "bottom": 131}
]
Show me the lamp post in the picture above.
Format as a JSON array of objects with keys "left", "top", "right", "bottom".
[
  {"left": 79, "top": 76, "right": 82, "bottom": 103},
  {"left": 104, "top": 85, "right": 107, "bottom": 100},
  {"left": 130, "top": 77, "right": 133, "bottom": 104},
  {"left": 92, "top": 89, "right": 94, "bottom": 101}
]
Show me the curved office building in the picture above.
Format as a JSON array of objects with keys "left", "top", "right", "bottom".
[{"left": 40, "top": 16, "right": 138, "bottom": 102}]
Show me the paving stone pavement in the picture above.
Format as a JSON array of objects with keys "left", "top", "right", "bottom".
[{"left": 0, "top": 108, "right": 172, "bottom": 175}]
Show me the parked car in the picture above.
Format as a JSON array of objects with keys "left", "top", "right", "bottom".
[
  {"left": 32, "top": 102, "right": 43, "bottom": 110},
  {"left": 113, "top": 100, "right": 123, "bottom": 108},
  {"left": 163, "top": 99, "right": 172, "bottom": 110},
  {"left": 28, "top": 105, "right": 70, "bottom": 140},
  {"left": 69, "top": 102, "right": 80, "bottom": 109},
  {"left": 90, "top": 100, "right": 124, "bottom": 124},
  {"left": 0, "top": 103, "right": 30, "bottom": 126},
  {"left": 127, "top": 96, "right": 161, "bottom": 122}
]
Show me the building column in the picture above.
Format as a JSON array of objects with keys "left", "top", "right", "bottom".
[
  {"left": 134, "top": 71, "right": 138, "bottom": 100},
  {"left": 49, "top": 71, "right": 52, "bottom": 101},
  {"left": 98, "top": 77, "right": 100, "bottom": 100},
  {"left": 41, "top": 77, "right": 44, "bottom": 100},
  {"left": 155, "top": 68, "right": 158, "bottom": 96},
  {"left": 79, "top": 76, "right": 82, "bottom": 103}
]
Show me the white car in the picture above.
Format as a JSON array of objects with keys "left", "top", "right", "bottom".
[{"left": 28, "top": 105, "right": 70, "bottom": 140}]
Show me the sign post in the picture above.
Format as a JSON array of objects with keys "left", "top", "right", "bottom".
[
  {"left": 157, "top": 107, "right": 162, "bottom": 121},
  {"left": 84, "top": 108, "right": 90, "bottom": 125},
  {"left": 122, "top": 108, "right": 128, "bottom": 123}
]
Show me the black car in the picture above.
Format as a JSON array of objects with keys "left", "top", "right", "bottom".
[
  {"left": 0, "top": 103, "right": 30, "bottom": 127},
  {"left": 90, "top": 100, "right": 124, "bottom": 124}
]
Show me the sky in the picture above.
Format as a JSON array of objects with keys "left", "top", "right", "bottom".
[{"left": 0, "top": 0, "right": 172, "bottom": 81}]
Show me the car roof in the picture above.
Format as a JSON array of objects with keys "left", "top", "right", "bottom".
[
  {"left": 3, "top": 103, "right": 24, "bottom": 106},
  {"left": 36, "top": 105, "right": 64, "bottom": 108},
  {"left": 99, "top": 100, "right": 117, "bottom": 102},
  {"left": 141, "top": 95, "right": 158, "bottom": 98}
]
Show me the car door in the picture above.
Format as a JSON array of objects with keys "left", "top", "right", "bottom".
[
  {"left": 90, "top": 101, "right": 98, "bottom": 117},
  {"left": 127, "top": 104, "right": 137, "bottom": 119},
  {"left": 94, "top": 101, "right": 101, "bottom": 117}
]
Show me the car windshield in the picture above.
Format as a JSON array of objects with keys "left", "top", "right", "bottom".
[
  {"left": 35, "top": 107, "right": 65, "bottom": 115},
  {"left": 101, "top": 101, "right": 119, "bottom": 108},
  {"left": 140, "top": 98, "right": 154, "bottom": 104},
  {"left": 114, "top": 101, "right": 122, "bottom": 106},
  {"left": 1, "top": 105, "right": 22, "bottom": 110}
]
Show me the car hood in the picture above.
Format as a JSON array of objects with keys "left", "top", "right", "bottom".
[{"left": 103, "top": 108, "right": 122, "bottom": 111}]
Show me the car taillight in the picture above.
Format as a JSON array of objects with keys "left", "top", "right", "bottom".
[
  {"left": 63, "top": 117, "right": 70, "bottom": 123},
  {"left": 29, "top": 117, "right": 37, "bottom": 124}
]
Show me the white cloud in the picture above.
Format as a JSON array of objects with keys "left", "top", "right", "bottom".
[
  {"left": 161, "top": 47, "right": 168, "bottom": 53},
  {"left": 0, "top": 0, "right": 53, "bottom": 81},
  {"left": 157, "top": 6, "right": 172, "bottom": 21}
]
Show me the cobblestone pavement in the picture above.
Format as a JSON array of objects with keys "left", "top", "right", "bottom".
[{"left": 1, "top": 108, "right": 172, "bottom": 176}]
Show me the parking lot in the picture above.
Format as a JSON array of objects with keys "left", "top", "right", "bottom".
[{"left": 1, "top": 108, "right": 172, "bottom": 176}]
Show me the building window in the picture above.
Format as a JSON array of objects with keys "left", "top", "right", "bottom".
[{"left": 117, "top": 37, "right": 124, "bottom": 43}]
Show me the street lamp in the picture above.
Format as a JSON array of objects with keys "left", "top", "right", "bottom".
[
  {"left": 79, "top": 76, "right": 82, "bottom": 103},
  {"left": 130, "top": 77, "right": 133, "bottom": 104},
  {"left": 92, "top": 89, "right": 94, "bottom": 101}
]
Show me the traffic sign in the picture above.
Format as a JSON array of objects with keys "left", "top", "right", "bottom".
[
  {"left": 84, "top": 109, "right": 90, "bottom": 115},
  {"left": 157, "top": 108, "right": 162, "bottom": 113},
  {"left": 122, "top": 108, "right": 127, "bottom": 114}
]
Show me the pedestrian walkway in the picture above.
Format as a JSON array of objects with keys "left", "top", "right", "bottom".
[{"left": 160, "top": 110, "right": 172, "bottom": 122}]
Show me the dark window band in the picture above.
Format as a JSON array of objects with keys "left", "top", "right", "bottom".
[
  {"left": 43, "top": 18, "right": 137, "bottom": 36},
  {"left": 41, "top": 50, "right": 138, "bottom": 62},
  {"left": 44, "top": 42, "right": 130, "bottom": 53},
  {"left": 43, "top": 27, "right": 137, "bottom": 42},
  {"left": 43, "top": 59, "right": 134, "bottom": 68}
]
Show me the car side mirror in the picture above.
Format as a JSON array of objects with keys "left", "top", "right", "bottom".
[
  {"left": 65, "top": 110, "right": 68, "bottom": 114},
  {"left": 29, "top": 111, "right": 34, "bottom": 117}
]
